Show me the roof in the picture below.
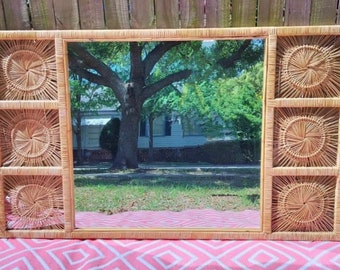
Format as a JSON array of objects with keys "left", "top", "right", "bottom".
[{"left": 0, "top": 0, "right": 338, "bottom": 30}]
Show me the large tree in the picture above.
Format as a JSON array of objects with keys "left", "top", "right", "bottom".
[
  {"left": 68, "top": 42, "right": 191, "bottom": 169},
  {"left": 68, "top": 39, "right": 263, "bottom": 169}
]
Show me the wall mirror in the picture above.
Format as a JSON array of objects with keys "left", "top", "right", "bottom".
[
  {"left": 68, "top": 38, "right": 264, "bottom": 231},
  {"left": 0, "top": 27, "right": 339, "bottom": 240}
]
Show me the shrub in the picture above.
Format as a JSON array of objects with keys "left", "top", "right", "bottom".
[
  {"left": 200, "top": 140, "right": 245, "bottom": 164},
  {"left": 99, "top": 118, "right": 120, "bottom": 160}
]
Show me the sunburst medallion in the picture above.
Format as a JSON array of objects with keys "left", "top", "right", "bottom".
[
  {"left": 0, "top": 40, "right": 57, "bottom": 100},
  {"left": 272, "top": 176, "right": 335, "bottom": 232},
  {"left": 0, "top": 110, "right": 61, "bottom": 166},
  {"left": 5, "top": 175, "right": 64, "bottom": 229},
  {"left": 276, "top": 36, "right": 340, "bottom": 98},
  {"left": 273, "top": 108, "right": 338, "bottom": 167}
]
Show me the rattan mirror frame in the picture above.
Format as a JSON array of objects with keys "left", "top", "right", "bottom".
[{"left": 0, "top": 26, "right": 339, "bottom": 240}]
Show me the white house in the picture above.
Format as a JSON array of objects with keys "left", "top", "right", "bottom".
[{"left": 73, "top": 110, "right": 207, "bottom": 152}]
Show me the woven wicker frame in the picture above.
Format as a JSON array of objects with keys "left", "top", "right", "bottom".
[{"left": 0, "top": 27, "right": 339, "bottom": 240}]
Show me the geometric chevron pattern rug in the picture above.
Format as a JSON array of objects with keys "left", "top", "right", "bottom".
[{"left": 1, "top": 239, "right": 340, "bottom": 269}]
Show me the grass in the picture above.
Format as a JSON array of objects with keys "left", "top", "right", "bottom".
[{"left": 74, "top": 165, "right": 260, "bottom": 214}]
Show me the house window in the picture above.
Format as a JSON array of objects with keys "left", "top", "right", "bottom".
[
  {"left": 139, "top": 120, "right": 147, "bottom": 136},
  {"left": 165, "top": 115, "right": 172, "bottom": 136},
  {"left": 139, "top": 115, "right": 172, "bottom": 137}
]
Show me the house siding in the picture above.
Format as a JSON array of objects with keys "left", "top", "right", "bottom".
[
  {"left": 73, "top": 111, "right": 207, "bottom": 151},
  {"left": 138, "top": 121, "right": 206, "bottom": 148}
]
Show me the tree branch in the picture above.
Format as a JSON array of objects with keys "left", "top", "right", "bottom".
[
  {"left": 68, "top": 43, "right": 126, "bottom": 103},
  {"left": 68, "top": 54, "right": 111, "bottom": 87},
  {"left": 142, "top": 69, "right": 192, "bottom": 101},
  {"left": 143, "top": 41, "right": 183, "bottom": 78},
  {"left": 217, "top": 40, "right": 251, "bottom": 69},
  {"left": 129, "top": 42, "right": 144, "bottom": 83}
]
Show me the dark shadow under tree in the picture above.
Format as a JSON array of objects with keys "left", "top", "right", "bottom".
[{"left": 99, "top": 118, "right": 121, "bottom": 163}]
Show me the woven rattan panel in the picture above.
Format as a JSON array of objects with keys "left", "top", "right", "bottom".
[
  {"left": 264, "top": 33, "right": 340, "bottom": 240},
  {"left": 0, "top": 28, "right": 339, "bottom": 240},
  {"left": 0, "top": 37, "right": 70, "bottom": 239}
]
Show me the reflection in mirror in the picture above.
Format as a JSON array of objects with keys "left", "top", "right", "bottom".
[{"left": 68, "top": 39, "right": 264, "bottom": 229}]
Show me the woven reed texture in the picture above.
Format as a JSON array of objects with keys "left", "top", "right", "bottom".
[
  {"left": 0, "top": 40, "right": 57, "bottom": 100},
  {"left": 276, "top": 36, "right": 340, "bottom": 98},
  {"left": 267, "top": 33, "right": 340, "bottom": 238},
  {"left": 54, "top": 37, "right": 75, "bottom": 234},
  {"left": 273, "top": 107, "right": 338, "bottom": 167},
  {"left": 0, "top": 38, "right": 64, "bottom": 236},
  {"left": 272, "top": 176, "right": 335, "bottom": 232},
  {"left": 4, "top": 175, "right": 64, "bottom": 230},
  {"left": 0, "top": 109, "right": 61, "bottom": 167}
]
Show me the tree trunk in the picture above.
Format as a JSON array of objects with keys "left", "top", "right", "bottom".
[
  {"left": 75, "top": 111, "right": 83, "bottom": 165},
  {"left": 148, "top": 115, "right": 154, "bottom": 163},
  {"left": 75, "top": 130, "right": 83, "bottom": 165},
  {"left": 111, "top": 103, "right": 141, "bottom": 169}
]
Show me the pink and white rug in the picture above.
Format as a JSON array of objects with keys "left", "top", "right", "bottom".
[
  {"left": 1, "top": 239, "right": 340, "bottom": 269},
  {"left": 75, "top": 209, "right": 260, "bottom": 228}
]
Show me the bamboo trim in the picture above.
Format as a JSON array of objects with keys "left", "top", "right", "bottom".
[
  {"left": 2, "top": 228, "right": 339, "bottom": 241},
  {"left": 263, "top": 105, "right": 275, "bottom": 234},
  {"left": 338, "top": 110, "right": 340, "bottom": 168},
  {"left": 268, "top": 98, "right": 340, "bottom": 108},
  {"left": 336, "top": 113, "right": 340, "bottom": 237},
  {"left": 0, "top": 175, "right": 5, "bottom": 237},
  {"left": 56, "top": 38, "right": 74, "bottom": 236},
  {"left": 0, "top": 101, "right": 59, "bottom": 110},
  {"left": 259, "top": 37, "right": 269, "bottom": 233},
  {"left": 0, "top": 25, "right": 338, "bottom": 41},
  {"left": 266, "top": 34, "right": 277, "bottom": 100},
  {"left": 262, "top": 34, "right": 276, "bottom": 234},
  {"left": 335, "top": 176, "right": 340, "bottom": 236},
  {"left": 4, "top": 230, "right": 66, "bottom": 239},
  {"left": 69, "top": 229, "right": 338, "bottom": 241},
  {"left": 276, "top": 26, "right": 340, "bottom": 36},
  {"left": 1, "top": 167, "right": 63, "bottom": 175},
  {"left": 270, "top": 167, "right": 339, "bottom": 176},
  {"left": 0, "top": 28, "right": 271, "bottom": 41}
]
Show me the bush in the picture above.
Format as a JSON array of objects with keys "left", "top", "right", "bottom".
[
  {"left": 137, "top": 140, "right": 260, "bottom": 165},
  {"left": 99, "top": 118, "right": 120, "bottom": 159},
  {"left": 200, "top": 141, "right": 244, "bottom": 164}
]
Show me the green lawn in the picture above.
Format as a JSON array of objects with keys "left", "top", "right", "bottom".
[{"left": 74, "top": 167, "right": 260, "bottom": 214}]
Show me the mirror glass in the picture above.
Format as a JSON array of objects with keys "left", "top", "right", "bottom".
[{"left": 67, "top": 39, "right": 264, "bottom": 229}]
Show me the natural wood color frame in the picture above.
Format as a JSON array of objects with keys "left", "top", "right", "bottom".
[{"left": 0, "top": 26, "right": 339, "bottom": 240}]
